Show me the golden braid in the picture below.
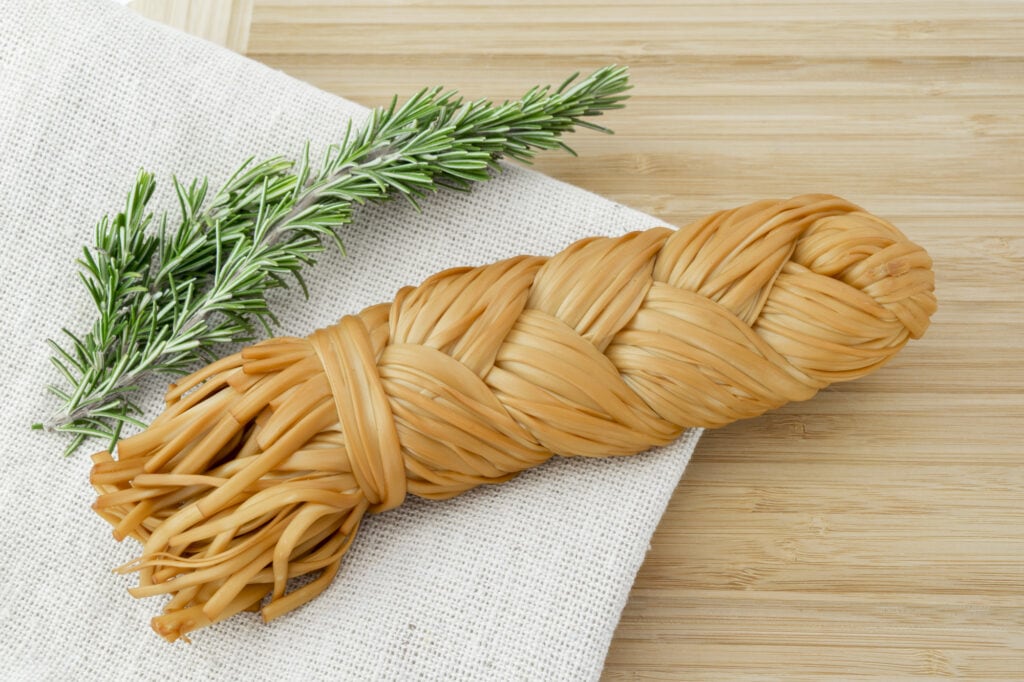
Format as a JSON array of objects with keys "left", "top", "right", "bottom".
[{"left": 91, "top": 194, "right": 936, "bottom": 641}]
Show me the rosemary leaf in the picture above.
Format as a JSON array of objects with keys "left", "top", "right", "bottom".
[{"left": 38, "top": 65, "right": 631, "bottom": 455}]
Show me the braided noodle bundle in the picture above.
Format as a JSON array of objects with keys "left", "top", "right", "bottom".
[{"left": 91, "top": 194, "right": 936, "bottom": 641}]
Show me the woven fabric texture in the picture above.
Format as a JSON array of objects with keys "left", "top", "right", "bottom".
[{"left": 0, "top": 1, "right": 698, "bottom": 679}]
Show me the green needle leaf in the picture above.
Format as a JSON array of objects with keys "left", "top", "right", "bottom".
[{"left": 38, "top": 65, "right": 632, "bottom": 456}]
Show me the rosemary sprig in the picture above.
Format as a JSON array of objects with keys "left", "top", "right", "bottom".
[{"left": 35, "top": 65, "right": 631, "bottom": 455}]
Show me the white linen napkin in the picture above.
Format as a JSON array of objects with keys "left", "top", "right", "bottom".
[{"left": 0, "top": 1, "right": 699, "bottom": 679}]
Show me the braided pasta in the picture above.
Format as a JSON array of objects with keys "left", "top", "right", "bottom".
[{"left": 91, "top": 194, "right": 936, "bottom": 641}]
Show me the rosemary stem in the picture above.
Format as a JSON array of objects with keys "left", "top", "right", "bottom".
[{"left": 38, "top": 65, "right": 632, "bottom": 455}]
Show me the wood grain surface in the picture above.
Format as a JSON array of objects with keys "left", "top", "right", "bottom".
[{"left": 131, "top": 1, "right": 1024, "bottom": 679}]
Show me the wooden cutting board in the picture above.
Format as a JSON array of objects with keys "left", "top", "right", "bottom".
[{"left": 131, "top": 1, "right": 1024, "bottom": 678}]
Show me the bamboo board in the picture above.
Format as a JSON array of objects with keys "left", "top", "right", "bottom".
[{"left": 131, "top": 1, "right": 1024, "bottom": 678}]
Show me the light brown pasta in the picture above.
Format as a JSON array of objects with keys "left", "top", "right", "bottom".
[{"left": 91, "top": 194, "right": 936, "bottom": 641}]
